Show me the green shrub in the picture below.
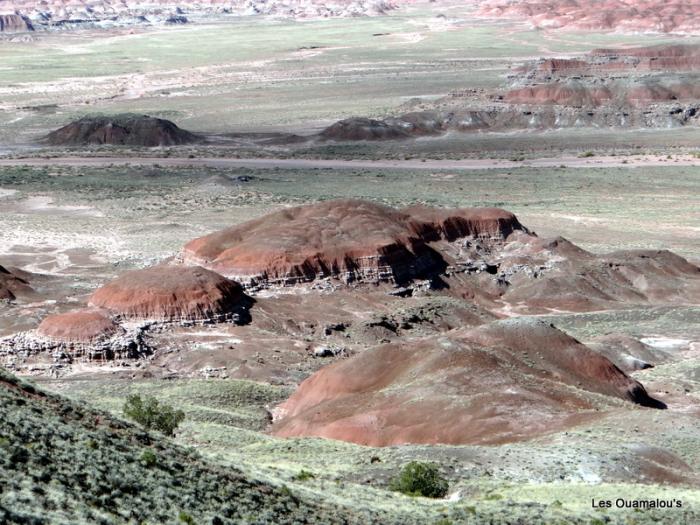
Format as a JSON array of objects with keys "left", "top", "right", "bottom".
[
  {"left": 123, "top": 394, "right": 185, "bottom": 436},
  {"left": 140, "top": 449, "right": 157, "bottom": 468},
  {"left": 178, "top": 511, "right": 196, "bottom": 524},
  {"left": 578, "top": 151, "right": 595, "bottom": 158},
  {"left": 292, "top": 469, "right": 316, "bottom": 482},
  {"left": 389, "top": 461, "right": 449, "bottom": 498}
]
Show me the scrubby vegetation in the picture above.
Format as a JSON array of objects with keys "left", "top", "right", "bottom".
[
  {"left": 390, "top": 462, "right": 449, "bottom": 498},
  {"left": 0, "top": 368, "right": 373, "bottom": 524},
  {"left": 123, "top": 393, "right": 185, "bottom": 436}
]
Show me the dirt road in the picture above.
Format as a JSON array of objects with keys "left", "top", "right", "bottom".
[{"left": 0, "top": 154, "right": 697, "bottom": 170}]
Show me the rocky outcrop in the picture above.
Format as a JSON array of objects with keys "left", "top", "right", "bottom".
[
  {"left": 182, "top": 200, "right": 526, "bottom": 288},
  {"left": 505, "top": 80, "right": 700, "bottom": 107},
  {"left": 0, "top": 308, "right": 148, "bottom": 364},
  {"left": 349, "top": 296, "right": 497, "bottom": 344},
  {"left": 0, "top": 264, "right": 32, "bottom": 302},
  {"left": 0, "top": 13, "right": 33, "bottom": 32},
  {"left": 89, "top": 265, "right": 247, "bottom": 322},
  {"left": 272, "top": 319, "right": 664, "bottom": 446},
  {"left": 45, "top": 114, "right": 198, "bottom": 147},
  {"left": 404, "top": 204, "right": 526, "bottom": 241}
]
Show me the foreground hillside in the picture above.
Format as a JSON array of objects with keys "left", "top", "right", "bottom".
[{"left": 0, "top": 368, "right": 374, "bottom": 525}]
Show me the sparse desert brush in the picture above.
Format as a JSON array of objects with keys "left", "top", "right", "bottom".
[
  {"left": 390, "top": 462, "right": 449, "bottom": 498},
  {"left": 578, "top": 151, "right": 595, "bottom": 158},
  {"left": 292, "top": 469, "right": 316, "bottom": 482},
  {"left": 123, "top": 394, "right": 185, "bottom": 436}
]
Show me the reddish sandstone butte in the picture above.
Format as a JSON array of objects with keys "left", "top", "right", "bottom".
[{"left": 89, "top": 265, "right": 244, "bottom": 321}]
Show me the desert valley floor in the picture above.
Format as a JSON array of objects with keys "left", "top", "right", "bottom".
[{"left": 0, "top": 1, "right": 699, "bottom": 524}]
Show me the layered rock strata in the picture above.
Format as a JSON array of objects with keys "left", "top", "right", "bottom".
[
  {"left": 182, "top": 200, "right": 525, "bottom": 288},
  {"left": 89, "top": 265, "right": 247, "bottom": 322}
]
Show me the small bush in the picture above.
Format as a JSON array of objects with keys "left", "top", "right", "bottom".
[
  {"left": 140, "top": 449, "right": 157, "bottom": 468},
  {"left": 389, "top": 461, "right": 449, "bottom": 498},
  {"left": 178, "top": 511, "right": 196, "bottom": 524},
  {"left": 578, "top": 151, "right": 595, "bottom": 158},
  {"left": 123, "top": 394, "right": 185, "bottom": 436},
  {"left": 292, "top": 469, "right": 316, "bottom": 482}
]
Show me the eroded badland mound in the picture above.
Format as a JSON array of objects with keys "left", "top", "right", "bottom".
[
  {"left": 3, "top": 200, "right": 698, "bottom": 452},
  {"left": 272, "top": 319, "right": 664, "bottom": 446},
  {"left": 37, "top": 309, "right": 123, "bottom": 344},
  {"left": 182, "top": 200, "right": 699, "bottom": 315},
  {"left": 89, "top": 265, "right": 245, "bottom": 321},
  {"left": 45, "top": 114, "right": 198, "bottom": 147},
  {"left": 182, "top": 199, "right": 524, "bottom": 287}
]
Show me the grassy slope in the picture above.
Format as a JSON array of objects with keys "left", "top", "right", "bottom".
[{"left": 0, "top": 368, "right": 379, "bottom": 525}]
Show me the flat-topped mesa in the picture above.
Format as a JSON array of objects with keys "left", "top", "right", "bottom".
[
  {"left": 89, "top": 265, "right": 246, "bottom": 322},
  {"left": 181, "top": 200, "right": 527, "bottom": 288},
  {"left": 45, "top": 114, "right": 198, "bottom": 147}
]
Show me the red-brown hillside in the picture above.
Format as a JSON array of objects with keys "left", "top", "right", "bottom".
[{"left": 272, "top": 319, "right": 664, "bottom": 446}]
